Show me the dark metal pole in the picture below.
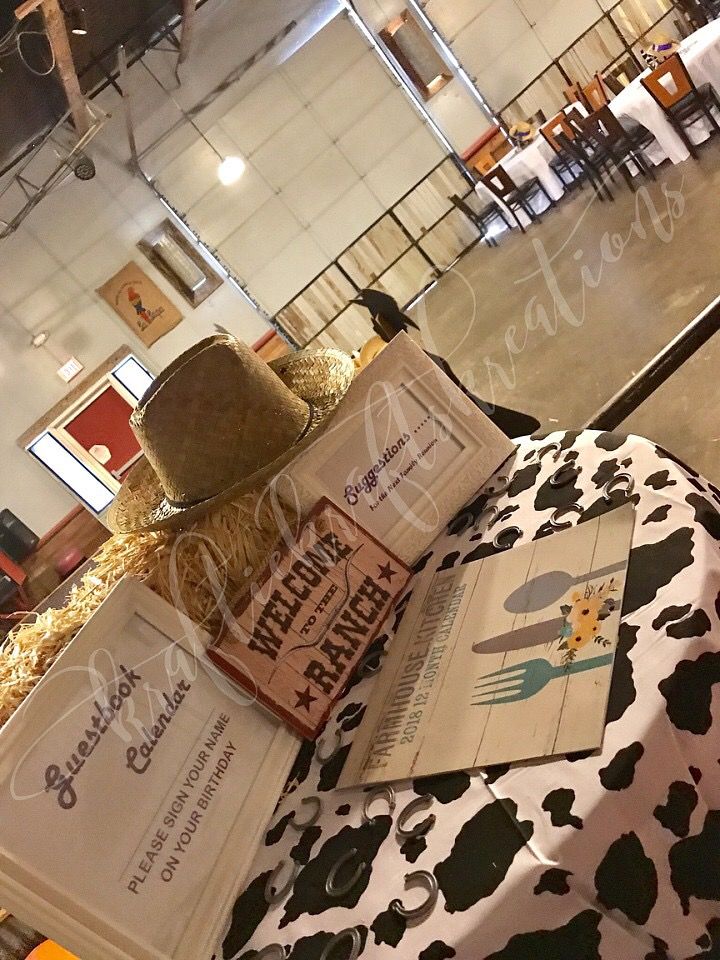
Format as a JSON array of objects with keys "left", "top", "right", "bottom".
[{"left": 586, "top": 295, "right": 720, "bottom": 431}]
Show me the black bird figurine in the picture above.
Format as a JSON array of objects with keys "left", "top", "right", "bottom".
[{"left": 350, "top": 288, "right": 541, "bottom": 440}]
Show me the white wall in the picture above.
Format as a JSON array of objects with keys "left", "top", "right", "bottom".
[
  {"left": 0, "top": 1, "right": 457, "bottom": 536},
  {"left": 0, "top": 0, "right": 357, "bottom": 537},
  {"left": 352, "top": 0, "right": 494, "bottom": 152},
  {"left": 148, "top": 13, "right": 449, "bottom": 316},
  {"left": 0, "top": 92, "right": 270, "bottom": 536},
  {"left": 423, "top": 0, "right": 607, "bottom": 109}
]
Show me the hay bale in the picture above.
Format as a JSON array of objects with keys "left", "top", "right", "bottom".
[{"left": 0, "top": 490, "right": 298, "bottom": 729}]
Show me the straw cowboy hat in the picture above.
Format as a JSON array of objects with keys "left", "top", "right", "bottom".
[
  {"left": 108, "top": 335, "right": 355, "bottom": 533},
  {"left": 508, "top": 121, "right": 536, "bottom": 144},
  {"left": 650, "top": 36, "right": 680, "bottom": 60}
]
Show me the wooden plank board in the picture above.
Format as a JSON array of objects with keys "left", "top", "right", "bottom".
[
  {"left": 340, "top": 504, "right": 636, "bottom": 787},
  {"left": 15, "top": 0, "right": 90, "bottom": 136}
]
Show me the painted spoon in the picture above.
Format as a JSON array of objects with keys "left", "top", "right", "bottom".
[{"left": 503, "top": 559, "right": 627, "bottom": 615}]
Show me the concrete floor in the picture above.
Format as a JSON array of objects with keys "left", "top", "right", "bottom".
[{"left": 408, "top": 139, "right": 719, "bottom": 478}]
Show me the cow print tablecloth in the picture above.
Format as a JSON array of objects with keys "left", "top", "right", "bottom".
[{"left": 221, "top": 431, "right": 720, "bottom": 960}]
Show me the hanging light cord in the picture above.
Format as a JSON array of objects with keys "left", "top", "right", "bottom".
[{"left": 16, "top": 29, "right": 56, "bottom": 77}]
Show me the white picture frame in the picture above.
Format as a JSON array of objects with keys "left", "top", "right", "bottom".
[
  {"left": 0, "top": 579, "right": 299, "bottom": 960},
  {"left": 289, "top": 333, "right": 516, "bottom": 564}
]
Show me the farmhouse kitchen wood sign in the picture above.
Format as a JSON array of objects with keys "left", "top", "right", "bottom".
[
  {"left": 340, "top": 504, "right": 635, "bottom": 787},
  {"left": 288, "top": 333, "right": 516, "bottom": 565},
  {"left": 209, "top": 499, "right": 411, "bottom": 739},
  {"left": 0, "top": 579, "right": 299, "bottom": 960}
]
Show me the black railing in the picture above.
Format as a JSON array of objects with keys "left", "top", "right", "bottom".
[
  {"left": 586, "top": 294, "right": 720, "bottom": 431},
  {"left": 275, "top": 155, "right": 484, "bottom": 350}
]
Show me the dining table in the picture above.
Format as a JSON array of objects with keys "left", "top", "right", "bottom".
[
  {"left": 608, "top": 18, "right": 720, "bottom": 165},
  {"left": 219, "top": 429, "right": 720, "bottom": 960},
  {"left": 473, "top": 132, "right": 566, "bottom": 229}
]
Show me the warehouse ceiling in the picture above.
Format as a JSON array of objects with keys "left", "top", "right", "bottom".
[{"left": 0, "top": 0, "right": 194, "bottom": 172}]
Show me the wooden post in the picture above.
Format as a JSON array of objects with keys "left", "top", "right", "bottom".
[
  {"left": 177, "top": 0, "right": 196, "bottom": 67},
  {"left": 15, "top": 0, "right": 90, "bottom": 135}
]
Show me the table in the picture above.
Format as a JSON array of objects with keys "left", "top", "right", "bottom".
[
  {"left": 474, "top": 139, "right": 563, "bottom": 229},
  {"left": 609, "top": 19, "right": 720, "bottom": 165},
  {"left": 222, "top": 431, "right": 720, "bottom": 960},
  {"left": 473, "top": 103, "right": 586, "bottom": 226}
]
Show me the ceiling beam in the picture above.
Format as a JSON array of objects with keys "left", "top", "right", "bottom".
[{"left": 15, "top": 0, "right": 90, "bottom": 136}]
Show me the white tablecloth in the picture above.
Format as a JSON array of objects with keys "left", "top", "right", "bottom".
[
  {"left": 609, "top": 19, "right": 720, "bottom": 165},
  {"left": 474, "top": 138, "right": 564, "bottom": 228},
  {"left": 223, "top": 430, "right": 720, "bottom": 960}
]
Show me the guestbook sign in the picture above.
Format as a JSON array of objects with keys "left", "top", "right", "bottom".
[{"left": 0, "top": 579, "right": 299, "bottom": 960}]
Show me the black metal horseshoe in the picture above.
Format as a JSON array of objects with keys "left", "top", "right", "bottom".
[
  {"left": 472, "top": 505, "right": 498, "bottom": 532},
  {"left": 316, "top": 729, "right": 343, "bottom": 763},
  {"left": 550, "top": 464, "right": 583, "bottom": 488},
  {"left": 486, "top": 474, "right": 512, "bottom": 497},
  {"left": 362, "top": 784, "right": 396, "bottom": 824},
  {"left": 603, "top": 472, "right": 634, "bottom": 502},
  {"left": 549, "top": 504, "right": 583, "bottom": 531},
  {"left": 254, "top": 945, "right": 287, "bottom": 960},
  {"left": 319, "top": 927, "right": 363, "bottom": 960},
  {"left": 325, "top": 847, "right": 367, "bottom": 898},
  {"left": 265, "top": 859, "right": 299, "bottom": 904},
  {"left": 537, "top": 441, "right": 561, "bottom": 461},
  {"left": 358, "top": 648, "right": 387, "bottom": 678},
  {"left": 493, "top": 526, "right": 521, "bottom": 550},
  {"left": 396, "top": 794, "right": 436, "bottom": 839},
  {"left": 389, "top": 870, "right": 439, "bottom": 921},
  {"left": 290, "top": 796, "right": 322, "bottom": 831}
]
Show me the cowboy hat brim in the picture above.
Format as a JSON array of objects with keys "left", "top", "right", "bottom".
[{"left": 107, "top": 348, "right": 355, "bottom": 533}]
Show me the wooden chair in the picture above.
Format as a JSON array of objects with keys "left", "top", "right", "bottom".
[
  {"left": 480, "top": 166, "right": 555, "bottom": 233},
  {"left": 553, "top": 130, "right": 615, "bottom": 202},
  {"left": 539, "top": 110, "right": 586, "bottom": 188},
  {"left": 563, "top": 81, "right": 589, "bottom": 110},
  {"left": 540, "top": 109, "right": 586, "bottom": 152},
  {"left": 641, "top": 53, "right": 720, "bottom": 159},
  {"left": 0, "top": 549, "right": 30, "bottom": 612},
  {"left": 450, "top": 193, "right": 513, "bottom": 246},
  {"left": 583, "top": 74, "right": 610, "bottom": 110},
  {"left": 473, "top": 154, "right": 497, "bottom": 175},
  {"left": 579, "top": 106, "right": 656, "bottom": 191}
]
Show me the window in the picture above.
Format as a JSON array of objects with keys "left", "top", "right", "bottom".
[
  {"left": 22, "top": 349, "right": 155, "bottom": 516},
  {"left": 111, "top": 356, "right": 154, "bottom": 402},
  {"left": 28, "top": 434, "right": 115, "bottom": 514}
]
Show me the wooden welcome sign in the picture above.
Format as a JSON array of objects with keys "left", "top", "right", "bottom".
[{"left": 209, "top": 499, "right": 411, "bottom": 739}]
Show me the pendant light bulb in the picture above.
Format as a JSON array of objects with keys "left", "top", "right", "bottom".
[{"left": 217, "top": 155, "right": 246, "bottom": 186}]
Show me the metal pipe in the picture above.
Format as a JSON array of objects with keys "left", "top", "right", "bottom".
[{"left": 586, "top": 295, "right": 720, "bottom": 431}]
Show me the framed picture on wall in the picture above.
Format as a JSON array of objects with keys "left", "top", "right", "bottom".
[
  {"left": 138, "top": 220, "right": 224, "bottom": 309},
  {"left": 380, "top": 10, "right": 451, "bottom": 101},
  {"left": 97, "top": 262, "right": 182, "bottom": 347}
]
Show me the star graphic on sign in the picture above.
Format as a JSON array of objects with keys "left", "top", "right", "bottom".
[
  {"left": 377, "top": 562, "right": 397, "bottom": 584},
  {"left": 294, "top": 686, "right": 318, "bottom": 712}
]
